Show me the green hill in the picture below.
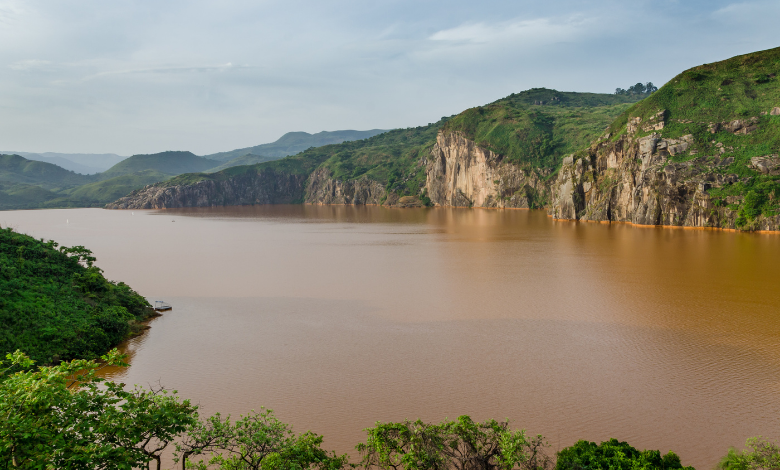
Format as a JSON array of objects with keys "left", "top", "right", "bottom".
[
  {"left": 0, "top": 226, "right": 154, "bottom": 363},
  {"left": 205, "top": 153, "right": 281, "bottom": 173},
  {"left": 149, "top": 89, "right": 641, "bottom": 201},
  {"left": 204, "top": 129, "right": 389, "bottom": 162},
  {"left": 101, "top": 151, "right": 218, "bottom": 177},
  {"left": 0, "top": 154, "right": 93, "bottom": 190},
  {"left": 65, "top": 170, "right": 171, "bottom": 204}
]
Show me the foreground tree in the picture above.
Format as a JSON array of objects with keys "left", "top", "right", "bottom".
[
  {"left": 0, "top": 349, "right": 198, "bottom": 469},
  {"left": 356, "top": 416, "right": 552, "bottom": 470},
  {"left": 555, "top": 439, "right": 693, "bottom": 470},
  {"left": 717, "top": 437, "right": 780, "bottom": 470},
  {"left": 175, "top": 409, "right": 349, "bottom": 470}
]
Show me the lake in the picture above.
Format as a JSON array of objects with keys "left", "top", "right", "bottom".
[{"left": 3, "top": 205, "right": 779, "bottom": 469}]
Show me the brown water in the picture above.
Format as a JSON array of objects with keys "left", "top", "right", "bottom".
[{"left": 3, "top": 205, "right": 780, "bottom": 469}]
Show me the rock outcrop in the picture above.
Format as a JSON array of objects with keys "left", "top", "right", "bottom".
[
  {"left": 425, "top": 132, "right": 550, "bottom": 209},
  {"left": 106, "top": 168, "right": 307, "bottom": 209},
  {"left": 305, "top": 168, "right": 386, "bottom": 205},
  {"left": 549, "top": 117, "right": 780, "bottom": 231}
]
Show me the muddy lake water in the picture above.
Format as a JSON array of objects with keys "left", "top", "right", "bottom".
[{"left": 3, "top": 205, "right": 780, "bottom": 469}]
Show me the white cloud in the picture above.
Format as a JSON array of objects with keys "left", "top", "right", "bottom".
[
  {"left": 9, "top": 59, "right": 51, "bottom": 71},
  {"left": 429, "top": 16, "right": 592, "bottom": 45}
]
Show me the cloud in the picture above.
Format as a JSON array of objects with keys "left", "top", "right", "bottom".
[
  {"left": 86, "top": 62, "right": 248, "bottom": 79},
  {"left": 9, "top": 59, "right": 52, "bottom": 71},
  {"left": 429, "top": 16, "right": 592, "bottom": 46}
]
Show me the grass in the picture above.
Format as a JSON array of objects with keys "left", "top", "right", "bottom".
[{"left": 603, "top": 46, "right": 780, "bottom": 226}]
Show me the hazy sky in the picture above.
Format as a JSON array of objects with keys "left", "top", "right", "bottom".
[{"left": 1, "top": 0, "right": 778, "bottom": 156}]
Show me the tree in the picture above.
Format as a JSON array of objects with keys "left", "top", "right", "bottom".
[
  {"left": 555, "top": 439, "right": 693, "bottom": 470},
  {"left": 176, "top": 409, "right": 349, "bottom": 470},
  {"left": 0, "top": 349, "right": 198, "bottom": 469},
  {"left": 356, "top": 416, "right": 552, "bottom": 470},
  {"left": 717, "top": 437, "right": 780, "bottom": 470}
]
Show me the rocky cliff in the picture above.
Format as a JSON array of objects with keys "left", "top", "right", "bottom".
[
  {"left": 549, "top": 110, "right": 780, "bottom": 231},
  {"left": 425, "top": 132, "right": 550, "bottom": 209},
  {"left": 105, "top": 167, "right": 307, "bottom": 209},
  {"left": 304, "top": 168, "right": 386, "bottom": 205}
]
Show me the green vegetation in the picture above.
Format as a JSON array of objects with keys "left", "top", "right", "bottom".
[
  {"left": 614, "top": 82, "right": 659, "bottom": 96},
  {"left": 556, "top": 439, "right": 692, "bottom": 470},
  {"left": 205, "top": 129, "right": 389, "bottom": 162},
  {"left": 607, "top": 47, "right": 780, "bottom": 225},
  {"left": 444, "top": 89, "right": 641, "bottom": 169},
  {"left": 0, "top": 227, "right": 154, "bottom": 363},
  {"left": 2, "top": 345, "right": 774, "bottom": 469},
  {"left": 205, "top": 154, "right": 281, "bottom": 173},
  {"left": 101, "top": 151, "right": 218, "bottom": 178},
  {"left": 718, "top": 437, "right": 780, "bottom": 470},
  {"left": 176, "top": 89, "right": 637, "bottom": 202},
  {"left": 3, "top": 352, "right": 729, "bottom": 470}
]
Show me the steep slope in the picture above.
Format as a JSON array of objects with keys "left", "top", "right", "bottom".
[
  {"left": 550, "top": 46, "right": 780, "bottom": 231},
  {"left": 204, "top": 129, "right": 388, "bottom": 162},
  {"left": 0, "top": 227, "right": 154, "bottom": 363},
  {"left": 205, "top": 154, "right": 281, "bottom": 173},
  {"left": 101, "top": 151, "right": 218, "bottom": 178},
  {"left": 107, "top": 89, "right": 640, "bottom": 209}
]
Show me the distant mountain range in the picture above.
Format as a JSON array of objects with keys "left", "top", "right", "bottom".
[
  {"left": 204, "top": 130, "right": 388, "bottom": 162},
  {"left": 0, "top": 129, "right": 391, "bottom": 210},
  {"left": 0, "top": 152, "right": 126, "bottom": 174}
]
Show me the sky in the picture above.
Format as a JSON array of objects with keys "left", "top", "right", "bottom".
[{"left": 0, "top": 0, "right": 778, "bottom": 156}]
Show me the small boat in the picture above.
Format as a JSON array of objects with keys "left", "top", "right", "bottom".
[{"left": 154, "top": 301, "right": 173, "bottom": 311}]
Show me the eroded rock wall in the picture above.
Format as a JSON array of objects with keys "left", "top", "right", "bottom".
[
  {"left": 425, "top": 131, "right": 549, "bottom": 209},
  {"left": 549, "top": 117, "right": 780, "bottom": 231},
  {"left": 106, "top": 168, "right": 307, "bottom": 209},
  {"left": 305, "top": 168, "right": 386, "bottom": 205}
]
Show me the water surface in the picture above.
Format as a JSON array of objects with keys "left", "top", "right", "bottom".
[{"left": 3, "top": 205, "right": 779, "bottom": 469}]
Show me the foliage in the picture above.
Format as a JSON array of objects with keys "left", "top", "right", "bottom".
[
  {"left": 0, "top": 349, "right": 198, "bottom": 469},
  {"left": 615, "top": 82, "right": 658, "bottom": 95},
  {"left": 356, "top": 416, "right": 553, "bottom": 470},
  {"left": 177, "top": 409, "right": 350, "bottom": 470},
  {"left": 555, "top": 439, "right": 693, "bottom": 470},
  {"left": 717, "top": 437, "right": 780, "bottom": 470},
  {"left": 607, "top": 46, "right": 780, "bottom": 228},
  {"left": 0, "top": 226, "right": 154, "bottom": 363},
  {"left": 101, "top": 151, "right": 218, "bottom": 178},
  {"left": 442, "top": 89, "right": 641, "bottom": 170}
]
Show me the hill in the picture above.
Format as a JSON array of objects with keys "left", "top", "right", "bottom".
[
  {"left": 101, "top": 151, "right": 218, "bottom": 178},
  {"left": 550, "top": 46, "right": 780, "bottom": 230},
  {"left": 204, "top": 129, "right": 389, "bottom": 162},
  {"left": 205, "top": 153, "right": 281, "bottom": 173},
  {"left": 1, "top": 151, "right": 126, "bottom": 174},
  {"left": 108, "top": 89, "right": 642, "bottom": 209},
  {"left": 0, "top": 154, "right": 94, "bottom": 190},
  {"left": 0, "top": 226, "right": 154, "bottom": 363}
]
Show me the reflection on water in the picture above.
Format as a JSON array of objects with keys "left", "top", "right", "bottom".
[{"left": 2, "top": 205, "right": 779, "bottom": 469}]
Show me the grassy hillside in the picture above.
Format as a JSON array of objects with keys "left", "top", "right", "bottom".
[
  {"left": 0, "top": 154, "right": 93, "bottom": 190},
  {"left": 65, "top": 170, "right": 171, "bottom": 204},
  {"left": 101, "top": 151, "right": 218, "bottom": 177},
  {"left": 444, "top": 89, "right": 641, "bottom": 169},
  {"left": 605, "top": 46, "right": 780, "bottom": 227},
  {"left": 0, "top": 227, "right": 154, "bottom": 363},
  {"left": 205, "top": 153, "right": 281, "bottom": 173},
  {"left": 156, "top": 89, "right": 640, "bottom": 201},
  {"left": 204, "top": 129, "right": 388, "bottom": 162}
]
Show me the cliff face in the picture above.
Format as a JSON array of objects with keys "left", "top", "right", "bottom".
[
  {"left": 549, "top": 113, "right": 780, "bottom": 231},
  {"left": 425, "top": 132, "right": 549, "bottom": 209},
  {"left": 105, "top": 168, "right": 307, "bottom": 209},
  {"left": 305, "top": 168, "right": 386, "bottom": 205}
]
